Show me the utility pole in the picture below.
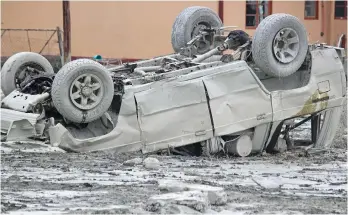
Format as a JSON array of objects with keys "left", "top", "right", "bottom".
[{"left": 63, "top": 0, "right": 71, "bottom": 64}]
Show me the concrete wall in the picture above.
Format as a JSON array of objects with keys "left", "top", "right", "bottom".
[{"left": 1, "top": 1, "right": 346, "bottom": 59}]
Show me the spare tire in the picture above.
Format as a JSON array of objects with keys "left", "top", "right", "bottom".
[
  {"left": 252, "top": 14, "right": 308, "bottom": 78},
  {"left": 51, "top": 59, "right": 114, "bottom": 123},
  {"left": 171, "top": 6, "right": 223, "bottom": 54},
  {"left": 1, "top": 52, "right": 54, "bottom": 96}
]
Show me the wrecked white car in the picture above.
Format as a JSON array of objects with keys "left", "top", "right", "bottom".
[{"left": 1, "top": 7, "right": 347, "bottom": 157}]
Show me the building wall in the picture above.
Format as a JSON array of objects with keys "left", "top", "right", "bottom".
[
  {"left": 1, "top": 1, "right": 62, "bottom": 56},
  {"left": 69, "top": 1, "right": 218, "bottom": 59},
  {"left": 224, "top": 0, "right": 346, "bottom": 45},
  {"left": 1, "top": 0, "right": 218, "bottom": 59},
  {"left": 329, "top": 2, "right": 347, "bottom": 46},
  {"left": 272, "top": 1, "right": 322, "bottom": 43},
  {"left": 1, "top": 1, "right": 346, "bottom": 59}
]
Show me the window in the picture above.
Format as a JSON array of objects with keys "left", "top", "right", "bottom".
[
  {"left": 304, "top": 0, "right": 319, "bottom": 19},
  {"left": 335, "top": 0, "right": 347, "bottom": 19},
  {"left": 246, "top": 0, "right": 272, "bottom": 28}
]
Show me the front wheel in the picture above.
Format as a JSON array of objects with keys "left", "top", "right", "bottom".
[
  {"left": 171, "top": 6, "right": 223, "bottom": 55},
  {"left": 51, "top": 59, "right": 114, "bottom": 123}
]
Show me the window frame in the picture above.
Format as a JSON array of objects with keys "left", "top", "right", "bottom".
[
  {"left": 334, "top": 0, "right": 347, "bottom": 20},
  {"left": 304, "top": 0, "right": 319, "bottom": 20},
  {"left": 245, "top": 0, "right": 273, "bottom": 29}
]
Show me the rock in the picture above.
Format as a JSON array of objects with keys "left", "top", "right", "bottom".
[
  {"left": 158, "top": 180, "right": 227, "bottom": 205},
  {"left": 146, "top": 191, "right": 209, "bottom": 213},
  {"left": 252, "top": 176, "right": 283, "bottom": 189},
  {"left": 123, "top": 158, "right": 143, "bottom": 166},
  {"left": 143, "top": 157, "right": 160, "bottom": 169},
  {"left": 73, "top": 205, "right": 132, "bottom": 214},
  {"left": 147, "top": 203, "right": 201, "bottom": 214},
  {"left": 207, "top": 189, "right": 227, "bottom": 206},
  {"left": 273, "top": 138, "right": 288, "bottom": 153}
]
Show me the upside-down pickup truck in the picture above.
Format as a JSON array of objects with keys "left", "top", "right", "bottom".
[{"left": 1, "top": 8, "right": 347, "bottom": 157}]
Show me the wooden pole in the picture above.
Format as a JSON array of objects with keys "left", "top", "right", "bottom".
[
  {"left": 218, "top": 0, "right": 224, "bottom": 24},
  {"left": 63, "top": 0, "right": 71, "bottom": 64}
]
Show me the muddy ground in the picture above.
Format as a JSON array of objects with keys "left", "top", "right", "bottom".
[
  {"left": 1, "top": 144, "right": 347, "bottom": 215},
  {"left": 1, "top": 91, "right": 347, "bottom": 214},
  {"left": 1, "top": 113, "right": 347, "bottom": 215}
]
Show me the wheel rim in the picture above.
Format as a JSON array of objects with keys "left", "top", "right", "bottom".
[
  {"left": 273, "top": 28, "right": 300, "bottom": 64},
  {"left": 69, "top": 73, "right": 103, "bottom": 110}
]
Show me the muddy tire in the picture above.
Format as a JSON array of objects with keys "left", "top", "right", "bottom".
[
  {"left": 171, "top": 6, "right": 222, "bottom": 54},
  {"left": 1, "top": 52, "right": 54, "bottom": 96},
  {"left": 252, "top": 14, "right": 308, "bottom": 78},
  {"left": 51, "top": 59, "right": 114, "bottom": 123}
]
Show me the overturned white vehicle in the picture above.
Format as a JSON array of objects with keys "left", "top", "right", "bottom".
[{"left": 1, "top": 7, "right": 347, "bottom": 157}]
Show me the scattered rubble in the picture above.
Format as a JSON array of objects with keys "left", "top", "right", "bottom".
[{"left": 1, "top": 144, "right": 347, "bottom": 214}]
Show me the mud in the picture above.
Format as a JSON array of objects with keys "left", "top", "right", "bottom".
[
  {"left": 1, "top": 88, "right": 347, "bottom": 214},
  {"left": 1, "top": 140, "right": 347, "bottom": 214}
]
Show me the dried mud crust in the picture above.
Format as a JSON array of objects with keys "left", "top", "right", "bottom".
[{"left": 1, "top": 147, "right": 347, "bottom": 214}]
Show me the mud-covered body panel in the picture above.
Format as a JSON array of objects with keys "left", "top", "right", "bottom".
[
  {"left": 43, "top": 48, "right": 346, "bottom": 153},
  {"left": 272, "top": 49, "right": 346, "bottom": 122}
]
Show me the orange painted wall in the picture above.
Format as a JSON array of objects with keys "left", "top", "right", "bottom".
[
  {"left": 1, "top": 1, "right": 62, "bottom": 56},
  {"left": 273, "top": 1, "right": 323, "bottom": 43},
  {"left": 224, "top": 1, "right": 326, "bottom": 43},
  {"left": 1, "top": 1, "right": 346, "bottom": 59},
  {"left": 1, "top": 0, "right": 218, "bottom": 58},
  {"left": 330, "top": 1, "right": 347, "bottom": 46},
  {"left": 69, "top": 1, "right": 218, "bottom": 59}
]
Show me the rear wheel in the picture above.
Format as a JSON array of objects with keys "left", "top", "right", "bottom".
[
  {"left": 1, "top": 52, "right": 54, "bottom": 96},
  {"left": 171, "top": 6, "right": 223, "bottom": 55}
]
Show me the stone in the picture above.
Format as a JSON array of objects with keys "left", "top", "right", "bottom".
[
  {"left": 146, "top": 190, "right": 209, "bottom": 213},
  {"left": 147, "top": 203, "right": 201, "bottom": 214},
  {"left": 143, "top": 157, "right": 160, "bottom": 169},
  {"left": 273, "top": 138, "right": 288, "bottom": 153},
  {"left": 158, "top": 180, "right": 227, "bottom": 205},
  {"left": 123, "top": 158, "right": 143, "bottom": 166},
  {"left": 252, "top": 176, "right": 283, "bottom": 189}
]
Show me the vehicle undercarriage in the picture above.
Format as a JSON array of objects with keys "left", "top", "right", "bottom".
[{"left": 1, "top": 8, "right": 346, "bottom": 157}]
